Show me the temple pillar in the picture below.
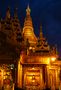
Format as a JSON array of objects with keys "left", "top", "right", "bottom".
[{"left": 17, "top": 60, "right": 22, "bottom": 88}]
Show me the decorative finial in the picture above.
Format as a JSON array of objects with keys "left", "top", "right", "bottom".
[
  {"left": 40, "top": 24, "right": 43, "bottom": 38},
  {"left": 6, "top": 7, "right": 10, "bottom": 19},
  {"left": 26, "top": 4, "right": 31, "bottom": 15}
]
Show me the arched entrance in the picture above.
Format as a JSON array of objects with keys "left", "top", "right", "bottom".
[{"left": 23, "top": 67, "right": 44, "bottom": 90}]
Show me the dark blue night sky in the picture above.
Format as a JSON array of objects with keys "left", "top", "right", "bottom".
[{"left": 0, "top": 0, "right": 61, "bottom": 56}]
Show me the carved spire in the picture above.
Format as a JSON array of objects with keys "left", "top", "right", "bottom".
[
  {"left": 39, "top": 24, "right": 43, "bottom": 39},
  {"left": 36, "top": 24, "right": 50, "bottom": 51},
  {"left": 26, "top": 4, "right": 31, "bottom": 16},
  {"left": 6, "top": 7, "right": 10, "bottom": 19}
]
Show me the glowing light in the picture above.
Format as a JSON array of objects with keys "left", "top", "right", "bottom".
[
  {"left": 29, "top": 47, "right": 32, "bottom": 50},
  {"left": 10, "top": 64, "right": 14, "bottom": 69},
  {"left": 29, "top": 76, "right": 32, "bottom": 80},
  {"left": 46, "top": 58, "right": 50, "bottom": 64},
  {"left": 51, "top": 57, "right": 56, "bottom": 62},
  {"left": 32, "top": 67, "right": 34, "bottom": 70},
  {"left": 32, "top": 80, "right": 35, "bottom": 82}
]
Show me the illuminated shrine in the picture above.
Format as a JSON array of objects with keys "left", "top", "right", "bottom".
[{"left": 0, "top": 5, "right": 61, "bottom": 90}]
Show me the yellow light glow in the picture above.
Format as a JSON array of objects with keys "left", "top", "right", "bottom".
[
  {"left": 32, "top": 80, "right": 35, "bottom": 82},
  {"left": 29, "top": 47, "right": 32, "bottom": 50},
  {"left": 46, "top": 58, "right": 50, "bottom": 64},
  {"left": 29, "top": 76, "right": 32, "bottom": 79},
  {"left": 39, "top": 57, "right": 50, "bottom": 64},
  {"left": 32, "top": 67, "right": 34, "bottom": 70},
  {"left": 51, "top": 57, "right": 56, "bottom": 62}
]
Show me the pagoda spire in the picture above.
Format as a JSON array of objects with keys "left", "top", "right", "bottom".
[
  {"left": 26, "top": 4, "right": 31, "bottom": 16},
  {"left": 23, "top": 5, "right": 37, "bottom": 45},
  {"left": 24, "top": 4, "right": 33, "bottom": 28},
  {"left": 39, "top": 24, "right": 43, "bottom": 39},
  {"left": 6, "top": 7, "right": 10, "bottom": 19}
]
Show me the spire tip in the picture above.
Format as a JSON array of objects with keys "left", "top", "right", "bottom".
[{"left": 26, "top": 4, "right": 31, "bottom": 15}]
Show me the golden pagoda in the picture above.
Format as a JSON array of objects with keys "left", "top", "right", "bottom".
[{"left": 23, "top": 5, "right": 37, "bottom": 46}]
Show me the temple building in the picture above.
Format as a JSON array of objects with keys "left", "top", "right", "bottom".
[{"left": 0, "top": 5, "right": 61, "bottom": 90}]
